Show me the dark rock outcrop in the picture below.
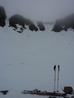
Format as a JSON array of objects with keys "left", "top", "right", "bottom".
[
  {"left": 9, "top": 14, "right": 26, "bottom": 29},
  {"left": 37, "top": 22, "right": 45, "bottom": 31},
  {"left": 52, "top": 14, "right": 74, "bottom": 32},
  {"left": 66, "top": 14, "right": 74, "bottom": 29},
  {"left": 9, "top": 14, "right": 34, "bottom": 32},
  {"left": 0, "top": 6, "right": 7, "bottom": 27},
  {"left": 0, "top": 90, "right": 9, "bottom": 95},
  {"left": 52, "top": 21, "right": 63, "bottom": 32},
  {"left": 29, "top": 24, "right": 38, "bottom": 31}
]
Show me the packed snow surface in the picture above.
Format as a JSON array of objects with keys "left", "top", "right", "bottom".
[{"left": 0, "top": 26, "right": 74, "bottom": 98}]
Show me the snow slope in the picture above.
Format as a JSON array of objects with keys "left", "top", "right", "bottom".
[{"left": 0, "top": 25, "right": 74, "bottom": 98}]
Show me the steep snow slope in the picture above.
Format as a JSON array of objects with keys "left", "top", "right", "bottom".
[{"left": 0, "top": 25, "right": 74, "bottom": 98}]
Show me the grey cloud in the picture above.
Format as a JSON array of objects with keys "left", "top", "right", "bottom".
[{"left": 0, "top": 0, "right": 74, "bottom": 22}]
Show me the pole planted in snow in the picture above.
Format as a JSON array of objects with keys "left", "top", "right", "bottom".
[
  {"left": 53, "top": 65, "right": 56, "bottom": 92},
  {"left": 57, "top": 65, "right": 60, "bottom": 92}
]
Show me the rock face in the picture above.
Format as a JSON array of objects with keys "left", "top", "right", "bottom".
[
  {"left": 37, "top": 22, "right": 45, "bottom": 31},
  {"left": 52, "top": 21, "right": 63, "bottom": 32},
  {"left": 29, "top": 24, "right": 38, "bottom": 31},
  {"left": 0, "top": 6, "right": 7, "bottom": 27},
  {"left": 9, "top": 14, "right": 38, "bottom": 32},
  {"left": 52, "top": 14, "right": 74, "bottom": 32},
  {"left": 9, "top": 14, "right": 26, "bottom": 29},
  {"left": 66, "top": 14, "right": 74, "bottom": 29},
  {"left": 0, "top": 90, "right": 9, "bottom": 95},
  {"left": 9, "top": 14, "right": 34, "bottom": 32}
]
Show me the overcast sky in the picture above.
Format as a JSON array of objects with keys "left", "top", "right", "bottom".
[{"left": 0, "top": 0, "right": 74, "bottom": 21}]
